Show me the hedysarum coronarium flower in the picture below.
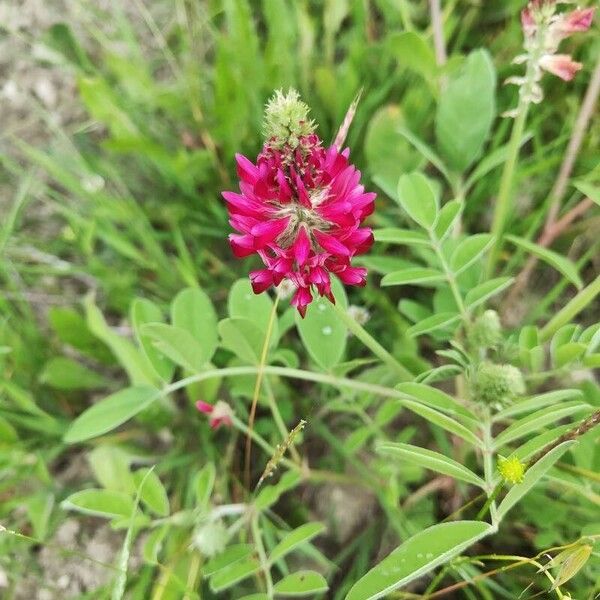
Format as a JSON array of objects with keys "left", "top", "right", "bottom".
[
  {"left": 504, "top": 1, "right": 594, "bottom": 115},
  {"left": 223, "top": 90, "right": 375, "bottom": 317}
]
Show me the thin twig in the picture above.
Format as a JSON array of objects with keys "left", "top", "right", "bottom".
[
  {"left": 429, "top": 0, "right": 447, "bottom": 67},
  {"left": 528, "top": 409, "right": 600, "bottom": 467}
]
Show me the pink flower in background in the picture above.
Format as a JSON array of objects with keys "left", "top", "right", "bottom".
[
  {"left": 553, "top": 7, "right": 595, "bottom": 36},
  {"left": 223, "top": 90, "right": 374, "bottom": 317},
  {"left": 506, "top": 1, "right": 594, "bottom": 115},
  {"left": 539, "top": 54, "right": 582, "bottom": 81},
  {"left": 196, "top": 400, "right": 234, "bottom": 429}
]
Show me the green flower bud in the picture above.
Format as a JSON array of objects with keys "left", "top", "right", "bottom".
[
  {"left": 263, "top": 89, "right": 315, "bottom": 149},
  {"left": 191, "top": 520, "right": 227, "bottom": 557},
  {"left": 498, "top": 455, "right": 526, "bottom": 484},
  {"left": 469, "top": 309, "right": 502, "bottom": 350},
  {"left": 472, "top": 361, "right": 525, "bottom": 406}
]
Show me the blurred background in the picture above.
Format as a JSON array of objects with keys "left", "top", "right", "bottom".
[{"left": 1, "top": 0, "right": 599, "bottom": 597}]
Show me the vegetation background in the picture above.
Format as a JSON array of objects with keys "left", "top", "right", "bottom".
[{"left": 0, "top": 0, "right": 599, "bottom": 598}]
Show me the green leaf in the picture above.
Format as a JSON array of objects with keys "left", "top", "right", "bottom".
[
  {"left": 365, "top": 106, "right": 423, "bottom": 194},
  {"left": 402, "top": 400, "right": 481, "bottom": 446},
  {"left": 464, "top": 277, "right": 514, "bottom": 309},
  {"left": 378, "top": 443, "right": 485, "bottom": 488},
  {"left": 43, "top": 23, "right": 93, "bottom": 71},
  {"left": 395, "top": 382, "right": 477, "bottom": 421},
  {"left": 495, "top": 389, "right": 583, "bottom": 420},
  {"left": 374, "top": 228, "right": 430, "bottom": 247},
  {"left": 254, "top": 471, "right": 301, "bottom": 511},
  {"left": 171, "top": 287, "right": 218, "bottom": 364},
  {"left": 295, "top": 278, "right": 347, "bottom": 370},
  {"left": 573, "top": 180, "right": 600, "bottom": 206},
  {"left": 505, "top": 235, "right": 583, "bottom": 289},
  {"left": 497, "top": 441, "right": 575, "bottom": 520},
  {"left": 269, "top": 523, "right": 326, "bottom": 564},
  {"left": 553, "top": 342, "right": 586, "bottom": 368},
  {"left": 346, "top": 521, "right": 493, "bottom": 600},
  {"left": 407, "top": 313, "right": 460, "bottom": 337},
  {"left": 396, "top": 172, "right": 439, "bottom": 229},
  {"left": 218, "top": 317, "right": 265, "bottom": 364},
  {"left": 450, "top": 234, "right": 494, "bottom": 274},
  {"left": 464, "top": 132, "right": 533, "bottom": 191},
  {"left": 389, "top": 31, "right": 437, "bottom": 81},
  {"left": 131, "top": 298, "right": 174, "bottom": 383},
  {"left": 397, "top": 126, "right": 449, "bottom": 180},
  {"left": 435, "top": 49, "right": 496, "bottom": 172},
  {"left": 204, "top": 544, "right": 254, "bottom": 576},
  {"left": 64, "top": 386, "right": 159, "bottom": 443},
  {"left": 133, "top": 468, "right": 169, "bottom": 517},
  {"left": 209, "top": 557, "right": 261, "bottom": 592},
  {"left": 228, "top": 279, "right": 278, "bottom": 341},
  {"left": 142, "top": 323, "right": 209, "bottom": 373},
  {"left": 381, "top": 268, "right": 445, "bottom": 287},
  {"left": 273, "top": 571, "right": 329, "bottom": 596},
  {"left": 39, "top": 357, "right": 106, "bottom": 390},
  {"left": 62, "top": 489, "right": 134, "bottom": 519},
  {"left": 85, "top": 295, "right": 155, "bottom": 386},
  {"left": 142, "top": 526, "right": 168, "bottom": 564},
  {"left": 88, "top": 446, "right": 134, "bottom": 493},
  {"left": 494, "top": 402, "right": 590, "bottom": 449},
  {"left": 434, "top": 200, "right": 463, "bottom": 241}
]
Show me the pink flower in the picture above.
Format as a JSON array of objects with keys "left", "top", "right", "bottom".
[
  {"left": 521, "top": 7, "right": 536, "bottom": 38},
  {"left": 223, "top": 133, "right": 374, "bottom": 317},
  {"left": 559, "top": 8, "right": 595, "bottom": 34},
  {"left": 196, "top": 400, "right": 234, "bottom": 429},
  {"left": 539, "top": 54, "right": 583, "bottom": 81}
]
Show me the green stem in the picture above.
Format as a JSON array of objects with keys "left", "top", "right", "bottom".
[
  {"left": 251, "top": 512, "right": 274, "bottom": 598},
  {"left": 170, "top": 365, "right": 406, "bottom": 398},
  {"left": 486, "top": 101, "right": 530, "bottom": 277},
  {"left": 332, "top": 302, "right": 413, "bottom": 380},
  {"left": 481, "top": 415, "right": 499, "bottom": 527},
  {"left": 540, "top": 275, "right": 600, "bottom": 341},
  {"left": 429, "top": 233, "right": 468, "bottom": 320}
]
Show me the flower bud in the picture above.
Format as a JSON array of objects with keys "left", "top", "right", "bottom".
[
  {"left": 196, "top": 400, "right": 234, "bottom": 429},
  {"left": 262, "top": 89, "right": 316, "bottom": 149},
  {"left": 472, "top": 362, "right": 525, "bottom": 406},
  {"left": 191, "top": 520, "right": 227, "bottom": 556},
  {"left": 498, "top": 455, "right": 526, "bottom": 484},
  {"left": 539, "top": 54, "right": 583, "bottom": 81},
  {"left": 347, "top": 304, "right": 371, "bottom": 327},
  {"left": 469, "top": 310, "right": 502, "bottom": 350}
]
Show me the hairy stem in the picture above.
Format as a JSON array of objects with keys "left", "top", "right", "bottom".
[{"left": 481, "top": 415, "right": 499, "bottom": 527}]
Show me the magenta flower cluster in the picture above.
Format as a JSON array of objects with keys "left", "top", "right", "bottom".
[{"left": 223, "top": 128, "right": 375, "bottom": 316}]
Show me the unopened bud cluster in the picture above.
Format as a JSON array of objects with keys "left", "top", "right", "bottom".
[
  {"left": 262, "top": 89, "right": 316, "bottom": 150},
  {"left": 469, "top": 310, "right": 502, "bottom": 350},
  {"left": 472, "top": 361, "right": 525, "bottom": 407}
]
